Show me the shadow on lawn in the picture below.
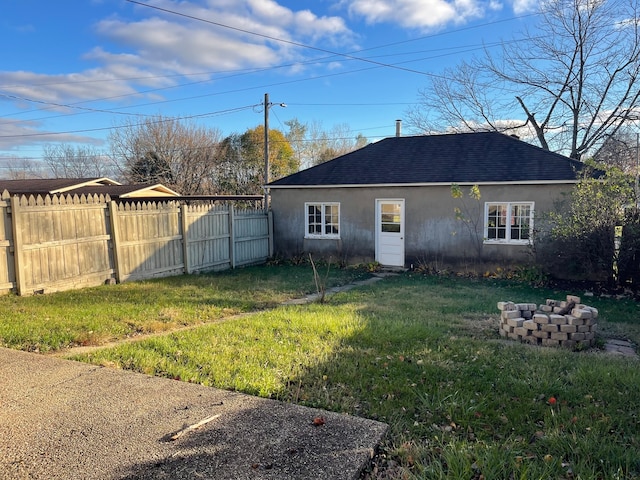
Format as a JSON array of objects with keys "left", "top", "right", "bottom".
[
  {"left": 274, "top": 278, "right": 640, "bottom": 479},
  {"left": 115, "top": 275, "right": 640, "bottom": 479}
]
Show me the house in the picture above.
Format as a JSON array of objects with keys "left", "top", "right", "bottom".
[
  {"left": 0, "top": 177, "right": 180, "bottom": 199},
  {"left": 268, "top": 131, "right": 586, "bottom": 268}
]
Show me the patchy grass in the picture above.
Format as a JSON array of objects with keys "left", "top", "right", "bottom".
[
  {"left": 0, "top": 264, "right": 369, "bottom": 352},
  {"left": 66, "top": 271, "right": 640, "bottom": 479}
]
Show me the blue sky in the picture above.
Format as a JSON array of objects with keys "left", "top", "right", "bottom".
[{"left": 0, "top": 0, "right": 538, "bottom": 168}]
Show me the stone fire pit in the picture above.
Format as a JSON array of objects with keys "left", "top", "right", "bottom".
[{"left": 498, "top": 295, "right": 598, "bottom": 349}]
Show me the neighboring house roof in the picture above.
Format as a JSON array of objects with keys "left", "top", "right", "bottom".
[
  {"left": 269, "top": 132, "right": 586, "bottom": 187},
  {"left": 70, "top": 183, "right": 180, "bottom": 198},
  {"left": 0, "top": 178, "right": 120, "bottom": 196},
  {"left": 0, "top": 178, "right": 180, "bottom": 198}
]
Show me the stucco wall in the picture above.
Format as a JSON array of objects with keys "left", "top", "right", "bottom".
[{"left": 270, "top": 183, "right": 572, "bottom": 266}]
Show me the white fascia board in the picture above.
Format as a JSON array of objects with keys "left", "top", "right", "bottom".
[
  {"left": 50, "top": 177, "right": 122, "bottom": 194},
  {"left": 120, "top": 184, "right": 180, "bottom": 198},
  {"left": 268, "top": 180, "right": 579, "bottom": 189}
]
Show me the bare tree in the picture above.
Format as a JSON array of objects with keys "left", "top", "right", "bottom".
[
  {"left": 593, "top": 129, "right": 639, "bottom": 172},
  {"left": 43, "top": 144, "right": 116, "bottom": 179},
  {"left": 285, "top": 119, "right": 368, "bottom": 168},
  {"left": 1, "top": 157, "right": 45, "bottom": 180},
  {"left": 408, "top": 0, "right": 640, "bottom": 160},
  {"left": 108, "top": 116, "right": 225, "bottom": 195}
]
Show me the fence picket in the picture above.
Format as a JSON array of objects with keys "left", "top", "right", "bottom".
[{"left": 0, "top": 195, "right": 269, "bottom": 295}]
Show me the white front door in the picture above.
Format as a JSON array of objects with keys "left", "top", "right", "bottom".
[{"left": 375, "top": 199, "right": 405, "bottom": 267}]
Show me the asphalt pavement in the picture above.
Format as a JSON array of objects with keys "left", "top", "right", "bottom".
[{"left": 0, "top": 347, "right": 388, "bottom": 479}]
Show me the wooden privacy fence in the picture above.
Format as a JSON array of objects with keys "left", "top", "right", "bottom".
[{"left": 0, "top": 190, "right": 272, "bottom": 295}]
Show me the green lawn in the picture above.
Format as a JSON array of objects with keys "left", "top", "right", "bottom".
[
  {"left": 2, "top": 266, "right": 640, "bottom": 478},
  {"left": 0, "top": 264, "right": 369, "bottom": 352}
]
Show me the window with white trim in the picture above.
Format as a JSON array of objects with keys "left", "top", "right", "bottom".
[
  {"left": 305, "top": 203, "right": 340, "bottom": 238},
  {"left": 484, "top": 202, "right": 534, "bottom": 244}
]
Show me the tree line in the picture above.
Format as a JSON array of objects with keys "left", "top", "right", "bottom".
[{"left": 9, "top": 117, "right": 368, "bottom": 196}]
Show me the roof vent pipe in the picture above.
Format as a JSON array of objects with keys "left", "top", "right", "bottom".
[{"left": 395, "top": 119, "right": 402, "bottom": 137}]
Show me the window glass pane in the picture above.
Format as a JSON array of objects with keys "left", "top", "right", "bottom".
[
  {"left": 510, "top": 204, "right": 531, "bottom": 240},
  {"left": 307, "top": 204, "right": 321, "bottom": 235},
  {"left": 381, "top": 204, "right": 399, "bottom": 214},
  {"left": 487, "top": 204, "right": 507, "bottom": 239},
  {"left": 381, "top": 203, "right": 401, "bottom": 233},
  {"left": 487, "top": 206, "right": 498, "bottom": 239},
  {"left": 323, "top": 204, "right": 339, "bottom": 235},
  {"left": 498, "top": 205, "right": 507, "bottom": 226}
]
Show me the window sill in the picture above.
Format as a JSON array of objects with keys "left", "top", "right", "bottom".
[
  {"left": 305, "top": 235, "right": 341, "bottom": 240},
  {"left": 483, "top": 239, "right": 531, "bottom": 246}
]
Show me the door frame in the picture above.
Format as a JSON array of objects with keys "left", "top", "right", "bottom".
[{"left": 375, "top": 198, "right": 405, "bottom": 267}]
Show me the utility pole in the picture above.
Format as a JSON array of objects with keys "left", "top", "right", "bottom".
[
  {"left": 264, "top": 93, "right": 270, "bottom": 210},
  {"left": 263, "top": 93, "right": 286, "bottom": 211},
  {"left": 636, "top": 132, "right": 639, "bottom": 207}
]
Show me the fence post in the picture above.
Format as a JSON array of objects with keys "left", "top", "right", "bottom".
[
  {"left": 268, "top": 209, "right": 274, "bottom": 258},
  {"left": 181, "top": 203, "right": 190, "bottom": 274},
  {"left": 10, "top": 196, "right": 26, "bottom": 296},
  {"left": 108, "top": 200, "right": 123, "bottom": 283},
  {"left": 229, "top": 204, "right": 235, "bottom": 269}
]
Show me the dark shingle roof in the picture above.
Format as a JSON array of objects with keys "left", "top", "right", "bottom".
[
  {"left": 0, "top": 178, "right": 179, "bottom": 198},
  {"left": 269, "top": 132, "right": 584, "bottom": 187},
  {"left": 0, "top": 178, "right": 106, "bottom": 195}
]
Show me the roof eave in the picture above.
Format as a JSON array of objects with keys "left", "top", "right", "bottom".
[
  {"left": 50, "top": 177, "right": 122, "bottom": 194},
  {"left": 268, "top": 179, "right": 580, "bottom": 189},
  {"left": 119, "top": 184, "right": 180, "bottom": 198}
]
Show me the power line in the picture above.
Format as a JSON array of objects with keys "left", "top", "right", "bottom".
[
  {"left": 0, "top": 2, "right": 547, "bottom": 144},
  {"left": 126, "top": 0, "right": 507, "bottom": 78},
  {"left": 1, "top": 36, "right": 527, "bottom": 134},
  {"left": 1, "top": 1, "right": 537, "bottom": 127},
  {"left": 0, "top": 44, "right": 480, "bottom": 126},
  {"left": 6, "top": 0, "right": 626, "bottom": 136},
  {"left": 0, "top": 93, "right": 147, "bottom": 118},
  {"left": 0, "top": 105, "right": 259, "bottom": 139},
  {"left": 0, "top": 121, "right": 396, "bottom": 164},
  {"left": 0, "top": 36, "right": 516, "bottom": 124}
]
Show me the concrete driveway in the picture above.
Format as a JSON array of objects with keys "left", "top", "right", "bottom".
[{"left": 0, "top": 348, "right": 388, "bottom": 479}]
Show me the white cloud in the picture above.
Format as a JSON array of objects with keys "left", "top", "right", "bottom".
[
  {"left": 1, "top": 1, "right": 357, "bottom": 118},
  {"left": 0, "top": 69, "right": 141, "bottom": 106},
  {"left": 120, "top": 0, "right": 357, "bottom": 65},
  {"left": 0, "top": 118, "right": 104, "bottom": 151},
  {"left": 95, "top": 16, "right": 283, "bottom": 73},
  {"left": 342, "top": 0, "right": 533, "bottom": 29},
  {"left": 344, "top": 0, "right": 489, "bottom": 29},
  {"left": 0, "top": 0, "right": 362, "bottom": 156},
  {"left": 510, "top": 0, "right": 538, "bottom": 14}
]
